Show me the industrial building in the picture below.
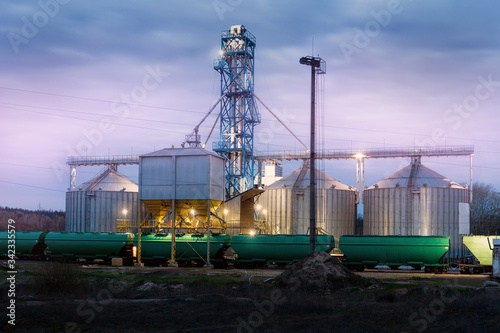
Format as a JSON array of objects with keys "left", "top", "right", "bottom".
[
  {"left": 256, "top": 163, "right": 356, "bottom": 237},
  {"left": 65, "top": 167, "right": 139, "bottom": 232},
  {"left": 138, "top": 147, "right": 225, "bottom": 234},
  {"left": 63, "top": 25, "right": 477, "bottom": 266},
  {"left": 363, "top": 158, "right": 470, "bottom": 258}
]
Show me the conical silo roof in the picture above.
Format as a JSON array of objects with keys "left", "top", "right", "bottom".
[
  {"left": 367, "top": 164, "right": 465, "bottom": 189},
  {"left": 267, "top": 164, "right": 352, "bottom": 190},
  {"left": 72, "top": 168, "right": 138, "bottom": 192}
]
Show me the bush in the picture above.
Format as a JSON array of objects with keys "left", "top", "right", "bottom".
[{"left": 33, "top": 263, "right": 82, "bottom": 295}]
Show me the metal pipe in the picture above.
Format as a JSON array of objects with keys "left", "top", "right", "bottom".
[
  {"left": 356, "top": 159, "right": 360, "bottom": 204},
  {"left": 182, "top": 95, "right": 224, "bottom": 147},
  {"left": 206, "top": 199, "right": 211, "bottom": 266},
  {"left": 137, "top": 203, "right": 142, "bottom": 264},
  {"left": 170, "top": 155, "right": 177, "bottom": 267},
  {"left": 253, "top": 93, "right": 309, "bottom": 152},
  {"left": 257, "top": 160, "right": 262, "bottom": 188},
  {"left": 171, "top": 199, "right": 176, "bottom": 265},
  {"left": 470, "top": 154, "right": 473, "bottom": 203},
  {"left": 361, "top": 158, "right": 365, "bottom": 204},
  {"left": 309, "top": 64, "right": 316, "bottom": 254},
  {"left": 204, "top": 113, "right": 221, "bottom": 148}
]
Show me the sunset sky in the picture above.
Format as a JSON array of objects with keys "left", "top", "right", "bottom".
[{"left": 1, "top": 0, "right": 499, "bottom": 210}]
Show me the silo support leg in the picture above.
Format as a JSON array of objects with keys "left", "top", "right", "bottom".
[
  {"left": 169, "top": 199, "right": 178, "bottom": 268},
  {"left": 204, "top": 199, "right": 213, "bottom": 268}
]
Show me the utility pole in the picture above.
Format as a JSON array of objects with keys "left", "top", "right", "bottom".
[{"left": 299, "top": 55, "right": 325, "bottom": 254}]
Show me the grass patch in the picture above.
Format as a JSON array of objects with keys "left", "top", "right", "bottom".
[
  {"left": 32, "top": 263, "right": 83, "bottom": 295},
  {"left": 409, "top": 276, "right": 432, "bottom": 281},
  {"left": 190, "top": 276, "right": 236, "bottom": 286}
]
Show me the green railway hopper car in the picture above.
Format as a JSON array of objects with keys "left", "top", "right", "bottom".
[
  {"left": 230, "top": 234, "right": 335, "bottom": 266},
  {"left": 135, "top": 233, "right": 231, "bottom": 265},
  {"left": 44, "top": 232, "right": 135, "bottom": 263},
  {"left": 339, "top": 235, "right": 450, "bottom": 273},
  {"left": 0, "top": 231, "right": 47, "bottom": 259},
  {"left": 460, "top": 235, "right": 500, "bottom": 274}
]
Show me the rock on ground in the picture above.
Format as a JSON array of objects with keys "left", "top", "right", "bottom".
[{"left": 274, "top": 251, "right": 359, "bottom": 292}]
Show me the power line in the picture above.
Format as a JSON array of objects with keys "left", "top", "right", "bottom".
[
  {"left": 1, "top": 105, "right": 184, "bottom": 134},
  {"left": 0, "top": 180, "right": 65, "bottom": 193},
  {"left": 0, "top": 102, "right": 217, "bottom": 128},
  {"left": 3, "top": 86, "right": 497, "bottom": 145},
  {"left": 3, "top": 102, "right": 498, "bottom": 155},
  {"left": 0, "top": 86, "right": 207, "bottom": 115}
]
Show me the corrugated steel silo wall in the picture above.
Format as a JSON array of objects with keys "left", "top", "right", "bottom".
[
  {"left": 224, "top": 197, "right": 241, "bottom": 236},
  {"left": 65, "top": 191, "right": 139, "bottom": 232},
  {"left": 140, "top": 154, "right": 224, "bottom": 202},
  {"left": 259, "top": 188, "right": 356, "bottom": 239},
  {"left": 363, "top": 187, "right": 468, "bottom": 258}
]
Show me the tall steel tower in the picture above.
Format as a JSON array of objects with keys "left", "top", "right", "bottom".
[{"left": 213, "top": 25, "right": 261, "bottom": 199}]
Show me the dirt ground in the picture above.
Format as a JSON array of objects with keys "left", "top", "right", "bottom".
[{"left": 1, "top": 261, "right": 499, "bottom": 333}]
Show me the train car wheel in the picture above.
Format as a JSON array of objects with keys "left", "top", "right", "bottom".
[{"left": 433, "top": 267, "right": 443, "bottom": 274}]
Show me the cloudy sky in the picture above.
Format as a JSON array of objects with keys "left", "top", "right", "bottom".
[{"left": 1, "top": 0, "right": 499, "bottom": 211}]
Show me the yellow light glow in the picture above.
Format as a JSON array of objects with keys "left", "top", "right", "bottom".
[
  {"left": 190, "top": 209, "right": 196, "bottom": 215},
  {"left": 354, "top": 153, "right": 365, "bottom": 159},
  {"left": 262, "top": 209, "right": 267, "bottom": 215},
  {"left": 122, "top": 209, "right": 128, "bottom": 216},
  {"left": 249, "top": 230, "right": 256, "bottom": 236},
  {"left": 132, "top": 246, "right": 137, "bottom": 258},
  {"left": 256, "top": 204, "right": 262, "bottom": 211},
  {"left": 224, "top": 209, "right": 229, "bottom": 215}
]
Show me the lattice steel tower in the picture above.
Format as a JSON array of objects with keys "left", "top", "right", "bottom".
[{"left": 213, "top": 25, "right": 261, "bottom": 199}]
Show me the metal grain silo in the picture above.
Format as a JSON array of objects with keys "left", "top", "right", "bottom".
[
  {"left": 257, "top": 164, "right": 356, "bottom": 238},
  {"left": 65, "top": 167, "right": 139, "bottom": 232},
  {"left": 363, "top": 159, "right": 470, "bottom": 258},
  {"left": 139, "top": 147, "right": 225, "bottom": 232}
]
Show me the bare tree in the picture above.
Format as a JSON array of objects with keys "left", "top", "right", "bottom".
[{"left": 470, "top": 183, "right": 500, "bottom": 234}]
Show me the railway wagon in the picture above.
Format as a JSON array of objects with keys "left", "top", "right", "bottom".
[
  {"left": 0, "top": 231, "right": 47, "bottom": 259},
  {"left": 460, "top": 235, "right": 500, "bottom": 274},
  {"left": 135, "top": 233, "right": 231, "bottom": 266},
  {"left": 44, "top": 232, "right": 135, "bottom": 263},
  {"left": 230, "top": 234, "right": 335, "bottom": 267},
  {"left": 338, "top": 235, "right": 450, "bottom": 273}
]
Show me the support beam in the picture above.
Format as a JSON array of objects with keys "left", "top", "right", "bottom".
[
  {"left": 169, "top": 199, "right": 177, "bottom": 267},
  {"left": 70, "top": 166, "right": 76, "bottom": 189},
  {"left": 300, "top": 55, "right": 325, "bottom": 254},
  {"left": 204, "top": 199, "right": 213, "bottom": 268},
  {"left": 309, "top": 62, "right": 317, "bottom": 255},
  {"left": 470, "top": 154, "right": 473, "bottom": 203},
  {"left": 356, "top": 157, "right": 365, "bottom": 204}
]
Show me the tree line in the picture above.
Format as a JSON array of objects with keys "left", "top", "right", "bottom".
[
  {"left": 0, "top": 206, "right": 65, "bottom": 231},
  {"left": 470, "top": 183, "right": 500, "bottom": 235}
]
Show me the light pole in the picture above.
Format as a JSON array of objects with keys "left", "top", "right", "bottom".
[{"left": 299, "top": 55, "right": 325, "bottom": 254}]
